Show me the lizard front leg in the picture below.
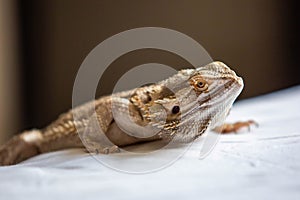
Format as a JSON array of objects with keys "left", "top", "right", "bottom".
[
  {"left": 75, "top": 97, "right": 122, "bottom": 155},
  {"left": 78, "top": 95, "right": 156, "bottom": 154},
  {"left": 213, "top": 120, "right": 258, "bottom": 133}
]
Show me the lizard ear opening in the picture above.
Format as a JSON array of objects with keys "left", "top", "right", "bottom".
[{"left": 172, "top": 106, "right": 180, "bottom": 114}]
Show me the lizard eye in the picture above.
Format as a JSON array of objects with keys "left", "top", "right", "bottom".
[
  {"left": 196, "top": 80, "right": 208, "bottom": 91},
  {"left": 172, "top": 106, "right": 180, "bottom": 114},
  {"left": 197, "top": 81, "right": 204, "bottom": 88}
]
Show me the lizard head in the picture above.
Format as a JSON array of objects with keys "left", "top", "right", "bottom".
[{"left": 129, "top": 61, "right": 243, "bottom": 141}]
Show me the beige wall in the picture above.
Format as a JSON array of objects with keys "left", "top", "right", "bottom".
[{"left": 0, "top": 0, "right": 21, "bottom": 144}]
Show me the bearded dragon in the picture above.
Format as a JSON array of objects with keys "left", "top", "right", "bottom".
[{"left": 0, "top": 61, "right": 256, "bottom": 166}]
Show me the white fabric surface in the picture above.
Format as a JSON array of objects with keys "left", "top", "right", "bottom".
[{"left": 1, "top": 86, "right": 300, "bottom": 200}]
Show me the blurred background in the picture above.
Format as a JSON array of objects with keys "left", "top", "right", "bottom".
[{"left": 0, "top": 0, "right": 299, "bottom": 144}]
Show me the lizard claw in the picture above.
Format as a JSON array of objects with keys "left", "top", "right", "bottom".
[{"left": 93, "top": 145, "right": 120, "bottom": 155}]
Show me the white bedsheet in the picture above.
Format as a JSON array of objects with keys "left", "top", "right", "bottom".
[{"left": 1, "top": 86, "right": 300, "bottom": 200}]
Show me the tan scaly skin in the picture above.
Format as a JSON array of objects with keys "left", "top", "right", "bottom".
[{"left": 0, "top": 61, "right": 256, "bottom": 166}]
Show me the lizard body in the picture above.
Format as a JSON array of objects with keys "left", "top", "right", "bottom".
[{"left": 0, "top": 61, "right": 250, "bottom": 166}]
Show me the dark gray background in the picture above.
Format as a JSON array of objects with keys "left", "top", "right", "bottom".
[{"left": 10, "top": 0, "right": 300, "bottom": 137}]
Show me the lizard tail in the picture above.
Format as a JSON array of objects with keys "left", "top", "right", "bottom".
[
  {"left": 0, "top": 130, "right": 42, "bottom": 166},
  {"left": 0, "top": 129, "right": 83, "bottom": 166}
]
